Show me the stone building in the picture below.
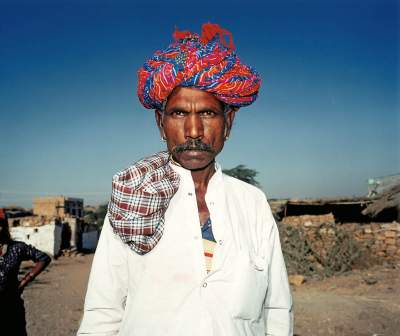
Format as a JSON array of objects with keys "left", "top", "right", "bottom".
[{"left": 33, "top": 196, "right": 84, "bottom": 219}]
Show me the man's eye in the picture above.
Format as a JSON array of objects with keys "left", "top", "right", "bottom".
[
  {"left": 200, "top": 111, "right": 217, "bottom": 117},
  {"left": 170, "top": 111, "right": 186, "bottom": 117}
]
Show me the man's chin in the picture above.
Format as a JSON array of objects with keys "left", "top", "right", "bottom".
[{"left": 173, "top": 150, "right": 215, "bottom": 171}]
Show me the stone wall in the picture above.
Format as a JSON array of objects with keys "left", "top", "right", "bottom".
[
  {"left": 281, "top": 213, "right": 400, "bottom": 261},
  {"left": 282, "top": 213, "right": 335, "bottom": 226},
  {"left": 346, "top": 222, "right": 400, "bottom": 259}
]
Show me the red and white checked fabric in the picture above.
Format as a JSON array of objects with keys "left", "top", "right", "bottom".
[{"left": 108, "top": 151, "right": 180, "bottom": 255}]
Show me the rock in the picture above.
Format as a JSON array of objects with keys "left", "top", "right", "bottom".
[
  {"left": 370, "top": 223, "right": 381, "bottom": 232},
  {"left": 327, "top": 228, "right": 336, "bottom": 235},
  {"left": 363, "top": 276, "right": 378, "bottom": 285},
  {"left": 382, "top": 223, "right": 400, "bottom": 231},
  {"left": 289, "top": 274, "right": 306, "bottom": 286},
  {"left": 334, "top": 325, "right": 344, "bottom": 333},
  {"left": 303, "top": 221, "right": 313, "bottom": 227},
  {"left": 383, "top": 261, "right": 395, "bottom": 269},
  {"left": 313, "top": 262, "right": 324, "bottom": 271},
  {"left": 358, "top": 311, "right": 369, "bottom": 320},
  {"left": 386, "top": 246, "right": 397, "bottom": 256},
  {"left": 385, "top": 238, "right": 396, "bottom": 245},
  {"left": 362, "top": 233, "right": 375, "bottom": 239},
  {"left": 385, "top": 231, "right": 396, "bottom": 238}
]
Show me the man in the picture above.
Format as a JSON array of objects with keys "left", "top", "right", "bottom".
[{"left": 78, "top": 23, "right": 292, "bottom": 336}]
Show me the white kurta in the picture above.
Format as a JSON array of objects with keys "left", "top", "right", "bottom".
[{"left": 78, "top": 163, "right": 293, "bottom": 336}]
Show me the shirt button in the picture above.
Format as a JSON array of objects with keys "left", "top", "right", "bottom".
[
  {"left": 209, "top": 201, "right": 214, "bottom": 206},
  {"left": 188, "top": 192, "right": 193, "bottom": 196},
  {"left": 218, "top": 240, "right": 223, "bottom": 245},
  {"left": 202, "top": 282, "right": 208, "bottom": 288}
]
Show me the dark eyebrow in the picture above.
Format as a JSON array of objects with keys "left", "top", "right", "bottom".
[
  {"left": 165, "top": 107, "right": 189, "bottom": 114},
  {"left": 198, "top": 107, "right": 224, "bottom": 114}
]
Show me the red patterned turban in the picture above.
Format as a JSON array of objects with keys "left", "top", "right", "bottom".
[{"left": 137, "top": 23, "right": 261, "bottom": 110}]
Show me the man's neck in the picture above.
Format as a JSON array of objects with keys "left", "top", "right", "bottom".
[
  {"left": 190, "top": 161, "right": 215, "bottom": 225},
  {"left": 190, "top": 161, "right": 216, "bottom": 191}
]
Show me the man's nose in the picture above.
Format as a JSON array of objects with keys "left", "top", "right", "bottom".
[{"left": 184, "top": 113, "right": 204, "bottom": 139}]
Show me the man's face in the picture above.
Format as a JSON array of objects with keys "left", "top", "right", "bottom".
[{"left": 155, "top": 87, "right": 236, "bottom": 170}]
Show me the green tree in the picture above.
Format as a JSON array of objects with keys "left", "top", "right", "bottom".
[
  {"left": 222, "top": 165, "right": 260, "bottom": 187},
  {"left": 83, "top": 211, "right": 97, "bottom": 225},
  {"left": 95, "top": 204, "right": 108, "bottom": 228}
]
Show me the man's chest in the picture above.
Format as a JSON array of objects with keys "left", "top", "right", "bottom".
[{"left": 122, "top": 189, "right": 270, "bottom": 324}]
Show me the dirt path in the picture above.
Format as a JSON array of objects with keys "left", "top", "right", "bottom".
[
  {"left": 293, "top": 265, "right": 400, "bottom": 336},
  {"left": 21, "top": 255, "right": 400, "bottom": 336},
  {"left": 22, "top": 254, "right": 93, "bottom": 336}
]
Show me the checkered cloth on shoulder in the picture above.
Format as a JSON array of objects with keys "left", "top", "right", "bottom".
[{"left": 108, "top": 151, "right": 180, "bottom": 255}]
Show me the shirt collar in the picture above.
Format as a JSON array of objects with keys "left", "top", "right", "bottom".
[{"left": 168, "top": 160, "right": 223, "bottom": 187}]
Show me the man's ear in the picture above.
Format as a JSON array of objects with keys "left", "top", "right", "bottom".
[
  {"left": 155, "top": 109, "right": 166, "bottom": 139},
  {"left": 224, "top": 107, "right": 238, "bottom": 139}
]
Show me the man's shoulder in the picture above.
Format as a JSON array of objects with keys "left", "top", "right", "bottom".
[{"left": 222, "top": 173, "right": 266, "bottom": 202}]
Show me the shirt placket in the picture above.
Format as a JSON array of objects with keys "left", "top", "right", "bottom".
[
  {"left": 185, "top": 178, "right": 210, "bottom": 280},
  {"left": 204, "top": 173, "right": 228, "bottom": 276}
]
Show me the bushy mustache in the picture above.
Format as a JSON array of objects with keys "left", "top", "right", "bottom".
[{"left": 172, "top": 139, "right": 214, "bottom": 154}]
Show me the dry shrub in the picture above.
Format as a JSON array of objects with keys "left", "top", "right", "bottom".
[{"left": 278, "top": 222, "right": 364, "bottom": 278}]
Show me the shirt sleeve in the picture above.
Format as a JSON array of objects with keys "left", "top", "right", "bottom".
[
  {"left": 22, "top": 243, "right": 51, "bottom": 264},
  {"left": 263, "top": 201, "right": 293, "bottom": 336},
  {"left": 77, "top": 215, "right": 129, "bottom": 336}
]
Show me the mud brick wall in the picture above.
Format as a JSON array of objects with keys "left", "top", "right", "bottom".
[
  {"left": 282, "top": 214, "right": 400, "bottom": 261},
  {"left": 282, "top": 213, "right": 335, "bottom": 226},
  {"left": 347, "top": 222, "right": 400, "bottom": 259}
]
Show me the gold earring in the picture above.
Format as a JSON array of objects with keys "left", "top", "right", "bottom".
[{"left": 224, "top": 129, "right": 229, "bottom": 141}]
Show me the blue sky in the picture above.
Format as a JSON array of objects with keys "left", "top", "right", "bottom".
[{"left": 0, "top": 0, "right": 399, "bottom": 207}]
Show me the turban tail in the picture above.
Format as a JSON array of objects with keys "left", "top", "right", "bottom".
[
  {"left": 108, "top": 152, "right": 180, "bottom": 255},
  {"left": 137, "top": 23, "right": 261, "bottom": 110}
]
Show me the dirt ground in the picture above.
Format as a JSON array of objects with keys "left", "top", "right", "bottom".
[
  {"left": 22, "top": 255, "right": 91, "bottom": 336},
  {"left": 292, "top": 264, "right": 400, "bottom": 336},
  {"left": 21, "top": 255, "right": 400, "bottom": 336}
]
